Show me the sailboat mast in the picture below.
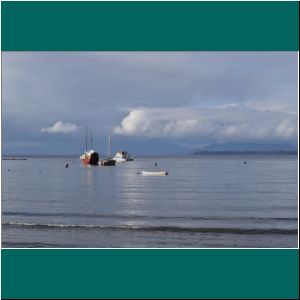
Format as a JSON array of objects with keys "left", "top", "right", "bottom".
[
  {"left": 108, "top": 135, "right": 111, "bottom": 158},
  {"left": 85, "top": 127, "right": 88, "bottom": 151},
  {"left": 91, "top": 131, "right": 93, "bottom": 149}
]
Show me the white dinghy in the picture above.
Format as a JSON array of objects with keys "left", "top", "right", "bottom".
[{"left": 141, "top": 171, "right": 168, "bottom": 176}]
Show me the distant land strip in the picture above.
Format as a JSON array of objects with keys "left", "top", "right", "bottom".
[
  {"left": 2, "top": 158, "right": 27, "bottom": 160},
  {"left": 192, "top": 150, "right": 298, "bottom": 155}
]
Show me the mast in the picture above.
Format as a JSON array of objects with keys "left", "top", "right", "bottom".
[
  {"left": 108, "top": 135, "right": 111, "bottom": 158},
  {"left": 91, "top": 131, "right": 93, "bottom": 149},
  {"left": 85, "top": 127, "right": 88, "bottom": 151}
]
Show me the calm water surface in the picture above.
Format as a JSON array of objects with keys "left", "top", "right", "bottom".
[{"left": 2, "top": 155, "right": 298, "bottom": 248}]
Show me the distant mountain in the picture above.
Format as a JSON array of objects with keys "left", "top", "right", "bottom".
[{"left": 192, "top": 142, "right": 297, "bottom": 154}]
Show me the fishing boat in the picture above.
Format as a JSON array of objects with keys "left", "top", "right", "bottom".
[
  {"left": 80, "top": 129, "right": 99, "bottom": 165},
  {"left": 113, "top": 151, "right": 134, "bottom": 162},
  {"left": 141, "top": 171, "right": 168, "bottom": 176},
  {"left": 100, "top": 158, "right": 116, "bottom": 166},
  {"left": 100, "top": 136, "right": 116, "bottom": 166}
]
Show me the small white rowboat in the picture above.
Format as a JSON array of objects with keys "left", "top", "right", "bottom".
[{"left": 141, "top": 171, "right": 168, "bottom": 176}]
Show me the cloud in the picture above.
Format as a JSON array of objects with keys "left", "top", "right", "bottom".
[
  {"left": 41, "top": 121, "right": 77, "bottom": 134},
  {"left": 246, "top": 100, "right": 297, "bottom": 115},
  {"left": 2, "top": 52, "right": 298, "bottom": 153},
  {"left": 114, "top": 106, "right": 297, "bottom": 142}
]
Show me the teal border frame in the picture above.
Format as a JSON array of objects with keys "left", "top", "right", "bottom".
[
  {"left": 1, "top": 1, "right": 299, "bottom": 51},
  {"left": 2, "top": 249, "right": 299, "bottom": 299}
]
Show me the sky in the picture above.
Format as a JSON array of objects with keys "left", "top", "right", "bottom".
[{"left": 1, "top": 52, "right": 298, "bottom": 155}]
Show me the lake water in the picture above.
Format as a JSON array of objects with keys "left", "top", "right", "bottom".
[{"left": 1, "top": 155, "right": 298, "bottom": 248}]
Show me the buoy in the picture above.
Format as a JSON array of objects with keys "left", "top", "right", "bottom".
[
  {"left": 65, "top": 163, "right": 69, "bottom": 168},
  {"left": 155, "top": 162, "right": 157, "bottom": 167},
  {"left": 244, "top": 161, "right": 247, "bottom": 164}
]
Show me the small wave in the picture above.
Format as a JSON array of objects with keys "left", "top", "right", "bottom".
[
  {"left": 2, "top": 211, "right": 298, "bottom": 222},
  {"left": 2, "top": 221, "right": 298, "bottom": 235},
  {"left": 2, "top": 241, "right": 77, "bottom": 248}
]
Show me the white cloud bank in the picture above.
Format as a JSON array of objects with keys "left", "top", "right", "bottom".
[
  {"left": 41, "top": 121, "right": 77, "bottom": 134},
  {"left": 114, "top": 104, "right": 297, "bottom": 142}
]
